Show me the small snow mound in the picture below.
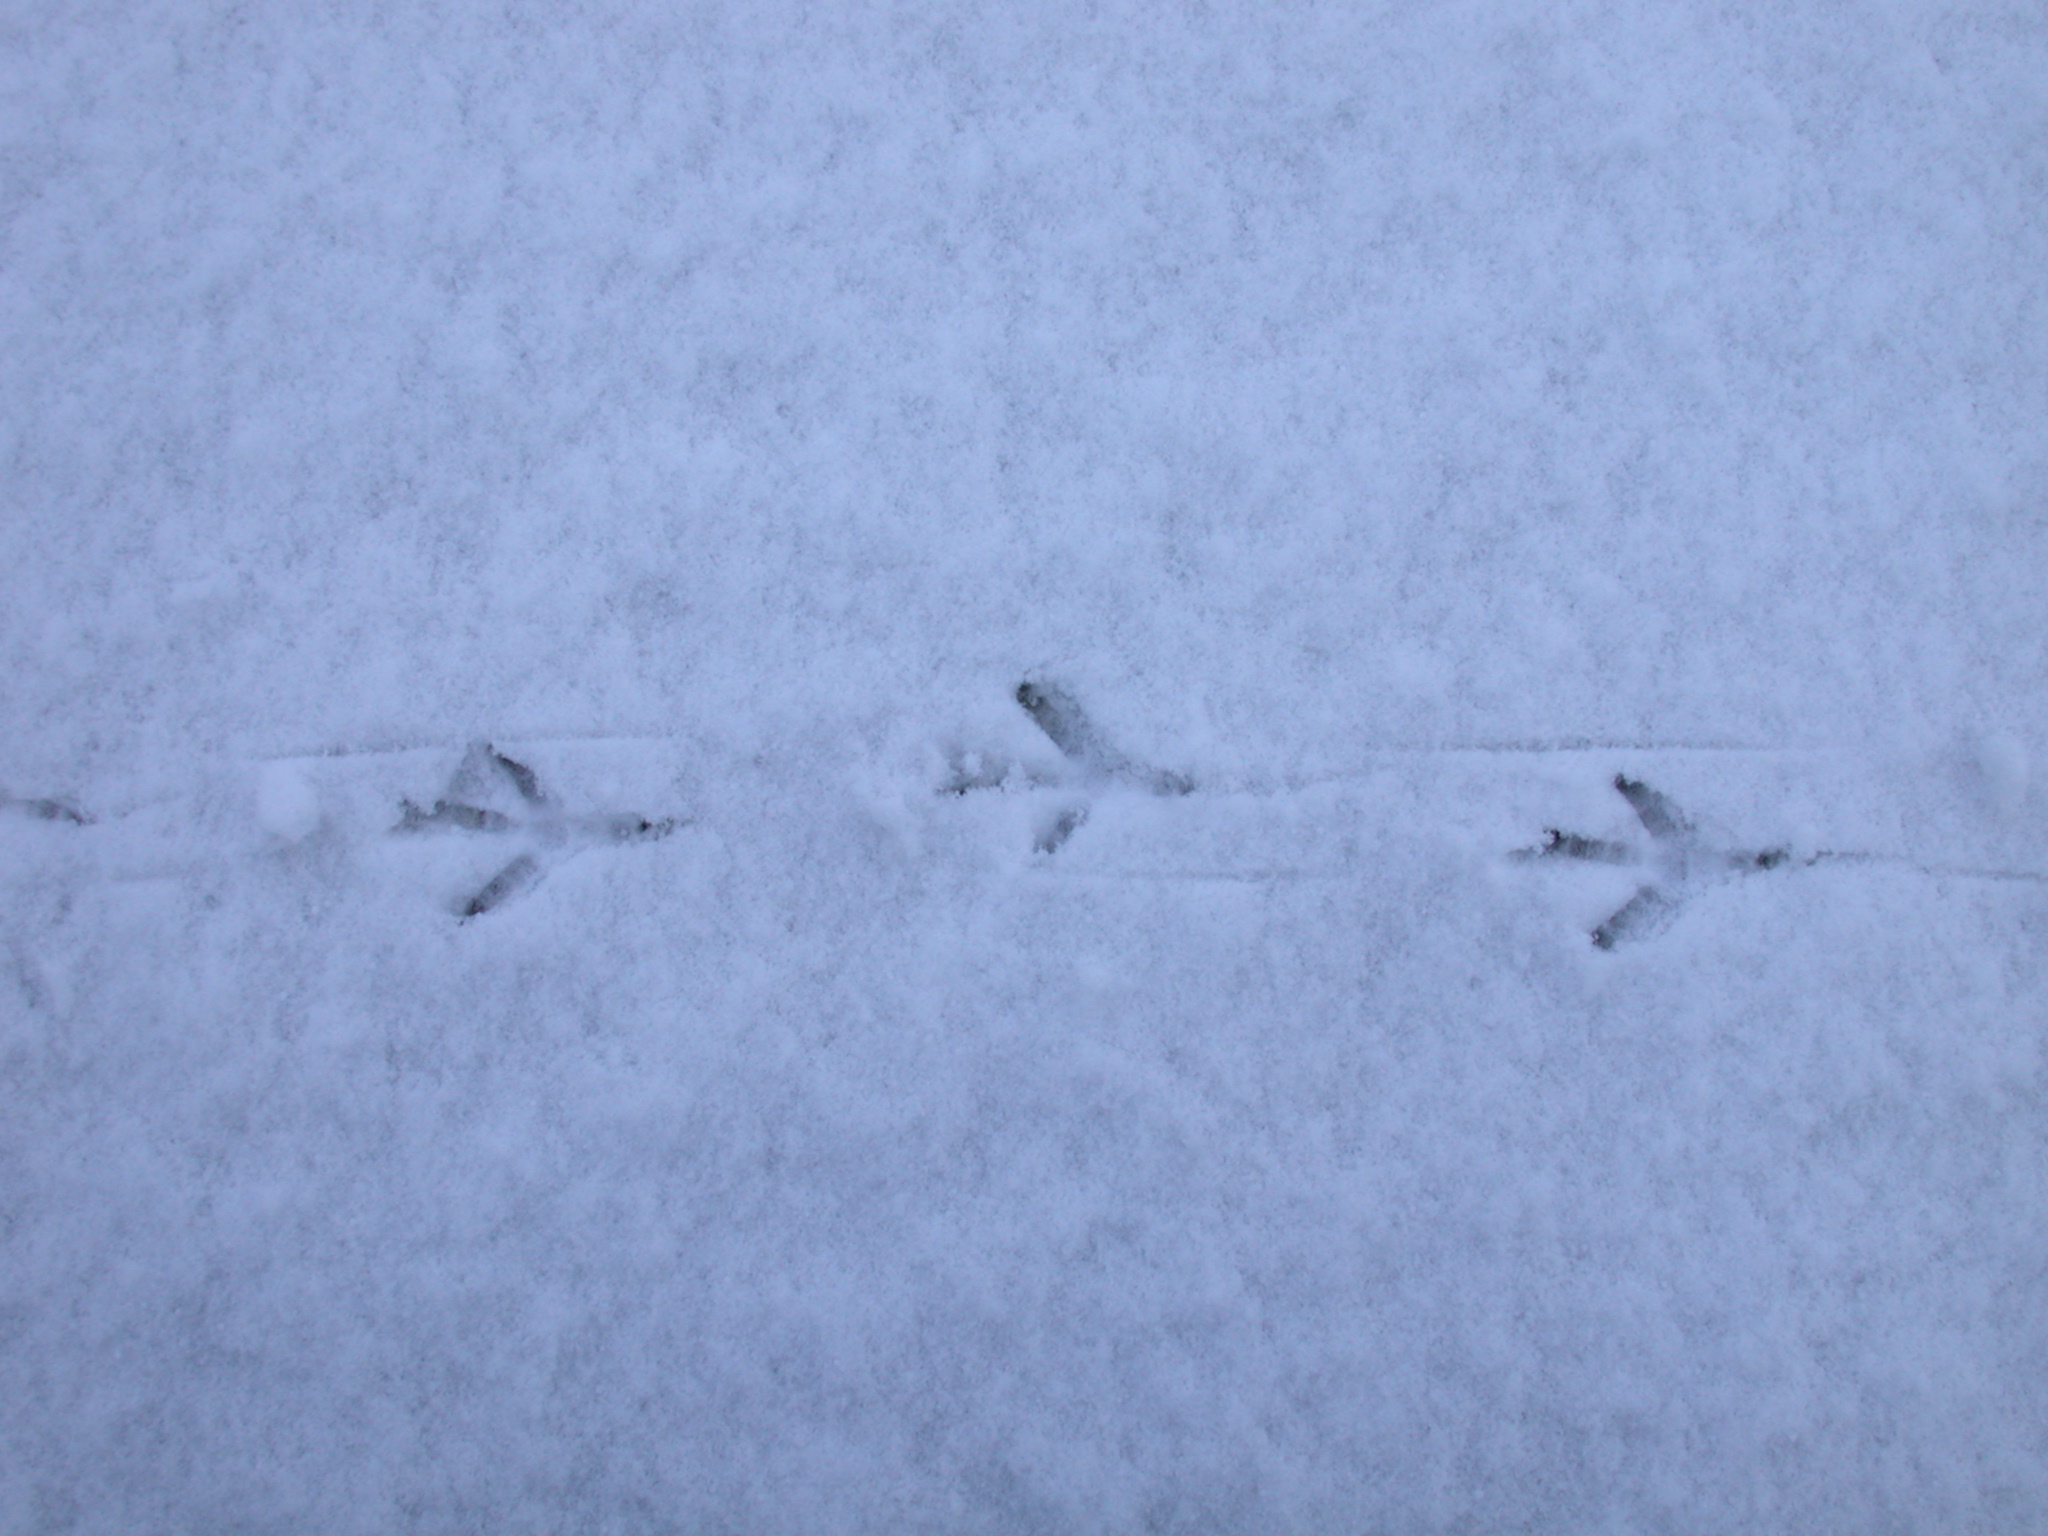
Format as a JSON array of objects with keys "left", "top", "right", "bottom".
[{"left": 256, "top": 762, "right": 320, "bottom": 841}]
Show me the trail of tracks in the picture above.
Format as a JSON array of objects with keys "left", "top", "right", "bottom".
[{"left": 3, "top": 688, "right": 2039, "bottom": 935}]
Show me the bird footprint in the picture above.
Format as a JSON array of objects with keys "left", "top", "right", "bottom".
[
  {"left": 943, "top": 682, "right": 1194, "bottom": 854},
  {"left": 1512, "top": 774, "right": 1789, "bottom": 948},
  {"left": 393, "top": 742, "right": 677, "bottom": 917}
]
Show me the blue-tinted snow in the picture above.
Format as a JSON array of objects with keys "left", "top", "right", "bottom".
[{"left": 2, "top": 3, "right": 2044, "bottom": 1531}]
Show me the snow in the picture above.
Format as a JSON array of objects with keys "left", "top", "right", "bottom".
[
  {"left": 3, "top": 2, "right": 2045, "bottom": 1531},
  {"left": 255, "top": 760, "right": 322, "bottom": 843}
]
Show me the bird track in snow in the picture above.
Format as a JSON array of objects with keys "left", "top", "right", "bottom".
[
  {"left": 941, "top": 696, "right": 2042, "bottom": 942},
  {"left": 390, "top": 741, "right": 679, "bottom": 918},
  {"left": 6, "top": 725, "right": 2036, "bottom": 939},
  {"left": 1511, "top": 772, "right": 2044, "bottom": 946},
  {"left": 1509, "top": 773, "right": 1795, "bottom": 948},
  {"left": 942, "top": 681, "right": 1194, "bottom": 854}
]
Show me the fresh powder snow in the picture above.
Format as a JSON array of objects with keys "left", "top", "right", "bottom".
[{"left": 2, "top": 3, "right": 2044, "bottom": 1532}]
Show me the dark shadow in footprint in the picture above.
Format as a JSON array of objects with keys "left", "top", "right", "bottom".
[
  {"left": 448, "top": 742, "right": 549, "bottom": 808},
  {"left": 2, "top": 792, "right": 91, "bottom": 826},
  {"left": 1614, "top": 774, "right": 1689, "bottom": 841},
  {"left": 1509, "top": 830, "right": 1635, "bottom": 865},
  {"left": 1035, "top": 805, "right": 1088, "bottom": 856},
  {"left": 1591, "top": 885, "right": 1677, "bottom": 950},
  {"left": 485, "top": 748, "right": 547, "bottom": 806},
  {"left": 592, "top": 814, "right": 678, "bottom": 843},
  {"left": 394, "top": 799, "right": 514, "bottom": 833},
  {"left": 1140, "top": 764, "right": 1197, "bottom": 797},
  {"left": 1016, "top": 682, "right": 1106, "bottom": 766},
  {"left": 460, "top": 854, "right": 541, "bottom": 919}
]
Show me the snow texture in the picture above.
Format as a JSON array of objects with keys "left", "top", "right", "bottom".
[{"left": 3, "top": 2, "right": 2046, "bottom": 1532}]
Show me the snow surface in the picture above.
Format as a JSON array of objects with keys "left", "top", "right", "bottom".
[{"left": 3, "top": 2, "right": 2046, "bottom": 1531}]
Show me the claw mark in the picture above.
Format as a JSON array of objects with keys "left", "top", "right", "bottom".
[
  {"left": 394, "top": 799, "right": 515, "bottom": 834},
  {"left": 1015, "top": 682, "right": 1106, "bottom": 767},
  {"left": 1035, "top": 805, "right": 1088, "bottom": 855},
  {"left": 1509, "top": 830, "right": 1636, "bottom": 865},
  {"left": 1014, "top": 682, "right": 1194, "bottom": 797},
  {"left": 443, "top": 742, "right": 550, "bottom": 808},
  {"left": 1591, "top": 885, "right": 1678, "bottom": 950},
  {"left": 460, "top": 854, "right": 541, "bottom": 919},
  {"left": 490, "top": 749, "right": 547, "bottom": 806},
  {"left": 1613, "top": 774, "right": 1690, "bottom": 842},
  {"left": 1516, "top": 774, "right": 1791, "bottom": 948},
  {"left": 392, "top": 742, "right": 679, "bottom": 917}
]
